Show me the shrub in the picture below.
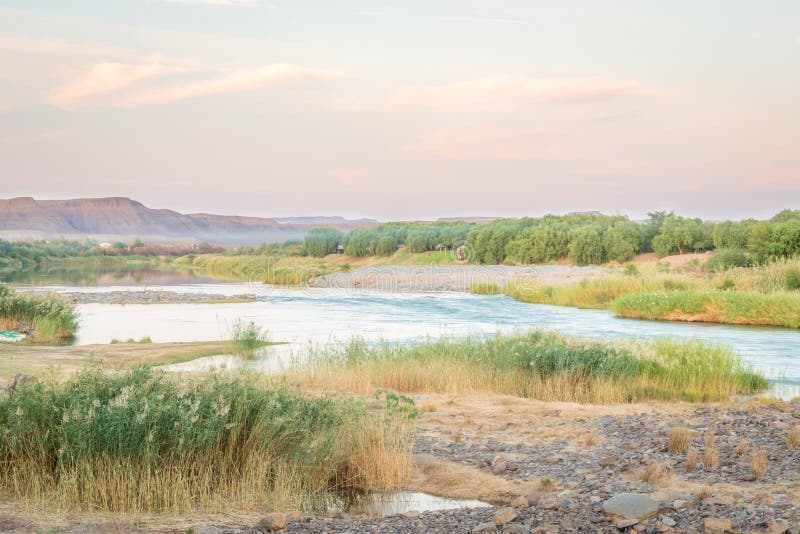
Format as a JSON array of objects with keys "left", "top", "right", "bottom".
[
  {"left": 375, "top": 236, "right": 399, "bottom": 256},
  {"left": 623, "top": 263, "right": 640, "bottom": 277},
  {"left": 303, "top": 228, "right": 344, "bottom": 257},
  {"left": 717, "top": 278, "right": 736, "bottom": 291},
  {"left": 231, "top": 319, "right": 269, "bottom": 356},
  {"left": 787, "top": 268, "right": 800, "bottom": 291},
  {"left": 707, "top": 248, "right": 750, "bottom": 271}
]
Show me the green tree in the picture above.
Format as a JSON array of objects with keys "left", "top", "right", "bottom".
[
  {"left": 303, "top": 228, "right": 344, "bottom": 257},
  {"left": 713, "top": 221, "right": 748, "bottom": 249},
  {"left": 375, "top": 235, "right": 399, "bottom": 256},
  {"left": 569, "top": 226, "right": 605, "bottom": 265},
  {"left": 652, "top": 215, "right": 701, "bottom": 256}
]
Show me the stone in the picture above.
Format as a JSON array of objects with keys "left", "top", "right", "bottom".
[
  {"left": 704, "top": 518, "right": 732, "bottom": 534},
  {"left": 602, "top": 494, "right": 659, "bottom": 520},
  {"left": 511, "top": 496, "right": 529, "bottom": 507},
  {"left": 192, "top": 527, "right": 223, "bottom": 534},
  {"left": 286, "top": 511, "right": 302, "bottom": 521},
  {"left": 503, "top": 525, "right": 529, "bottom": 534},
  {"left": 492, "top": 461, "right": 508, "bottom": 475},
  {"left": 615, "top": 518, "right": 639, "bottom": 529},
  {"left": 544, "top": 455, "right": 562, "bottom": 465},
  {"left": 600, "top": 455, "right": 619, "bottom": 466},
  {"left": 766, "top": 521, "right": 790, "bottom": 534},
  {"left": 661, "top": 517, "right": 677, "bottom": 527},
  {"left": 402, "top": 510, "right": 420, "bottom": 518},
  {"left": 493, "top": 507, "right": 518, "bottom": 525},
  {"left": 259, "top": 513, "right": 287, "bottom": 532},
  {"left": 473, "top": 522, "right": 497, "bottom": 533}
]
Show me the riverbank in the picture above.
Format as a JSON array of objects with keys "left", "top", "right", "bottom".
[
  {"left": 4, "top": 394, "right": 799, "bottom": 533},
  {"left": 0, "top": 340, "right": 243, "bottom": 379}
]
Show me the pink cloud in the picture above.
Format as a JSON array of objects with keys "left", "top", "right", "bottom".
[
  {"left": 50, "top": 62, "right": 174, "bottom": 108},
  {"left": 376, "top": 76, "right": 657, "bottom": 110},
  {"left": 121, "top": 64, "right": 337, "bottom": 107}
]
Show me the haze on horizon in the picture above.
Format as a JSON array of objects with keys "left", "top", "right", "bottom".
[{"left": 0, "top": 1, "right": 798, "bottom": 222}]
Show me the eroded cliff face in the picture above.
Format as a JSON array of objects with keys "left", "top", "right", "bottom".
[{"left": 0, "top": 197, "right": 376, "bottom": 243}]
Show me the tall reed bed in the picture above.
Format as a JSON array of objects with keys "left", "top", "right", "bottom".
[
  {"left": 175, "top": 254, "right": 332, "bottom": 284},
  {"left": 0, "top": 367, "right": 412, "bottom": 513},
  {"left": 613, "top": 290, "right": 800, "bottom": 328},
  {"left": 497, "top": 277, "right": 693, "bottom": 308},
  {"left": 0, "top": 284, "right": 77, "bottom": 342},
  {"left": 287, "top": 332, "right": 767, "bottom": 404}
]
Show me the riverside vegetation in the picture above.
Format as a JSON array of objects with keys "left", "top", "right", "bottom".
[
  {"left": 0, "top": 367, "right": 414, "bottom": 514},
  {"left": 474, "top": 257, "right": 800, "bottom": 329},
  {"left": 287, "top": 331, "right": 767, "bottom": 404},
  {"left": 0, "top": 283, "right": 77, "bottom": 342}
]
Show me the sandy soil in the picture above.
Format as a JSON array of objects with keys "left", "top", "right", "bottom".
[
  {"left": 0, "top": 340, "right": 236, "bottom": 380},
  {"left": 309, "top": 265, "right": 612, "bottom": 292}
]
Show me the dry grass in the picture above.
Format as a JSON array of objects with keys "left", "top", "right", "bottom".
[
  {"left": 285, "top": 333, "right": 767, "bottom": 405},
  {"left": 637, "top": 462, "right": 671, "bottom": 485},
  {"left": 751, "top": 450, "right": 769, "bottom": 480},
  {"left": 703, "top": 432, "right": 718, "bottom": 469},
  {"left": 583, "top": 427, "right": 598, "bottom": 447},
  {"left": 696, "top": 486, "right": 713, "bottom": 501},
  {"left": 733, "top": 440, "right": 751, "bottom": 457},
  {"left": 666, "top": 427, "right": 692, "bottom": 454},
  {"left": 0, "top": 368, "right": 413, "bottom": 514},
  {"left": 685, "top": 450, "right": 698, "bottom": 473},
  {"left": 787, "top": 427, "right": 800, "bottom": 451}
]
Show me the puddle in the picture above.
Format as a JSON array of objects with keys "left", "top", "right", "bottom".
[{"left": 344, "top": 491, "right": 490, "bottom": 517}]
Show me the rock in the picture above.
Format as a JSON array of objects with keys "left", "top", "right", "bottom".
[
  {"left": 601, "top": 455, "right": 619, "bottom": 466},
  {"left": 492, "top": 507, "right": 518, "bottom": 525},
  {"left": 538, "top": 497, "right": 564, "bottom": 510},
  {"left": 703, "top": 518, "right": 732, "bottom": 533},
  {"left": 473, "top": 522, "right": 497, "bottom": 533},
  {"left": 492, "top": 461, "right": 508, "bottom": 475},
  {"left": 191, "top": 527, "right": 222, "bottom": 534},
  {"left": 286, "top": 511, "right": 302, "bottom": 521},
  {"left": 511, "top": 496, "right": 529, "bottom": 507},
  {"left": 602, "top": 494, "right": 659, "bottom": 520},
  {"left": 259, "top": 513, "right": 287, "bottom": 532},
  {"left": 615, "top": 518, "right": 639, "bottom": 529},
  {"left": 503, "top": 525, "right": 529, "bottom": 534},
  {"left": 661, "top": 517, "right": 677, "bottom": 527},
  {"left": 544, "top": 455, "right": 562, "bottom": 465},
  {"left": 766, "top": 521, "right": 790, "bottom": 534},
  {"left": 402, "top": 510, "right": 420, "bottom": 518},
  {"left": 672, "top": 500, "right": 688, "bottom": 510}
]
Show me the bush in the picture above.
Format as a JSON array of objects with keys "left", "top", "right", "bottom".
[
  {"left": 787, "top": 268, "right": 800, "bottom": 291},
  {"left": 624, "top": 263, "right": 640, "bottom": 276},
  {"left": 303, "top": 228, "right": 344, "bottom": 257},
  {"left": 717, "top": 278, "right": 736, "bottom": 291},
  {"left": 375, "top": 235, "right": 399, "bottom": 256},
  {"left": 707, "top": 248, "right": 750, "bottom": 271},
  {"left": 231, "top": 319, "right": 269, "bottom": 356}
]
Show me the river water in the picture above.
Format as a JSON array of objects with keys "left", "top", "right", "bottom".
[{"left": 24, "top": 278, "right": 800, "bottom": 398}]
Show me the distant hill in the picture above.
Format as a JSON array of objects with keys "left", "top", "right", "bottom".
[{"left": 0, "top": 197, "right": 377, "bottom": 245}]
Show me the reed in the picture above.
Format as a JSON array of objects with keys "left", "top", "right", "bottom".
[
  {"left": 286, "top": 331, "right": 767, "bottom": 404},
  {"left": 612, "top": 290, "right": 800, "bottom": 328},
  {"left": 0, "top": 284, "right": 77, "bottom": 342},
  {"left": 0, "top": 367, "right": 413, "bottom": 513}
]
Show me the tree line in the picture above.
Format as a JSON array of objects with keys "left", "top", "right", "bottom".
[{"left": 302, "top": 209, "right": 800, "bottom": 265}]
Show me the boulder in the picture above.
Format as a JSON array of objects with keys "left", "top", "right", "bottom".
[
  {"left": 492, "top": 507, "right": 518, "bottom": 526},
  {"left": 602, "top": 494, "right": 658, "bottom": 520},
  {"left": 259, "top": 513, "right": 287, "bottom": 532}
]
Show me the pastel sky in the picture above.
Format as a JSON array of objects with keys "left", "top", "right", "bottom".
[{"left": 0, "top": 1, "right": 798, "bottom": 220}]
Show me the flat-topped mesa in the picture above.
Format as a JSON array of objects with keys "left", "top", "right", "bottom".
[{"left": 0, "top": 196, "right": 377, "bottom": 244}]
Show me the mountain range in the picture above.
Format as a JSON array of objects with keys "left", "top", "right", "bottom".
[{"left": 0, "top": 197, "right": 378, "bottom": 244}]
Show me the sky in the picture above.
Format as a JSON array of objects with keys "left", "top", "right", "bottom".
[{"left": 0, "top": 1, "right": 798, "bottom": 221}]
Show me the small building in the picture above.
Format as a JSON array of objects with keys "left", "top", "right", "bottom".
[
  {"left": 337, "top": 244, "right": 345, "bottom": 254},
  {"left": 435, "top": 243, "right": 445, "bottom": 252}
]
